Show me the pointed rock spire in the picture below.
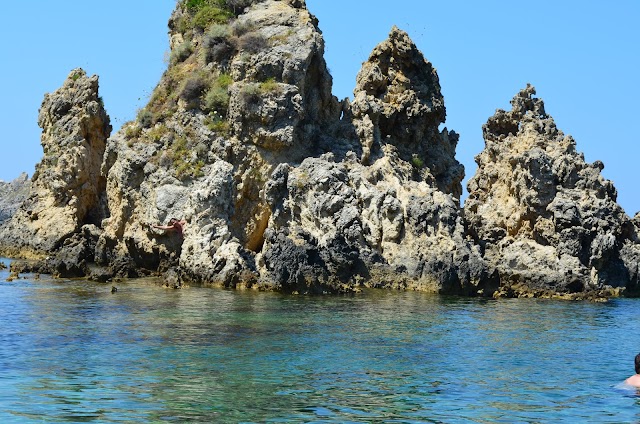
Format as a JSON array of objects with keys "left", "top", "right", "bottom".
[{"left": 350, "top": 26, "right": 463, "bottom": 197}]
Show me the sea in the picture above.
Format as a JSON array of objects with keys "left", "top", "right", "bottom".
[{"left": 1, "top": 257, "right": 640, "bottom": 423}]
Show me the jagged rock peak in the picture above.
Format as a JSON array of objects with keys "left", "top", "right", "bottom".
[
  {"left": 0, "top": 68, "right": 111, "bottom": 258},
  {"left": 355, "top": 26, "right": 444, "bottom": 121},
  {"left": 350, "top": 26, "right": 463, "bottom": 197},
  {"left": 466, "top": 85, "right": 631, "bottom": 295}
]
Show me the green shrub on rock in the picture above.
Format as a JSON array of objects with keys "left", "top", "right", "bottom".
[
  {"left": 204, "top": 86, "right": 230, "bottom": 113},
  {"left": 193, "top": 6, "right": 233, "bottom": 30},
  {"left": 203, "top": 26, "right": 238, "bottom": 63},
  {"left": 137, "top": 109, "right": 153, "bottom": 128},
  {"left": 238, "top": 32, "right": 268, "bottom": 53},
  {"left": 240, "top": 83, "right": 261, "bottom": 104},
  {"left": 179, "top": 77, "right": 207, "bottom": 103},
  {"left": 170, "top": 41, "right": 193, "bottom": 65}
]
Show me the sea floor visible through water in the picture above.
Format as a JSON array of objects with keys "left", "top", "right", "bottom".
[{"left": 1, "top": 257, "right": 640, "bottom": 423}]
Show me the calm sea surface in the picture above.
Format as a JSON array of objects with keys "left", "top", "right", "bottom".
[{"left": 1, "top": 258, "right": 640, "bottom": 423}]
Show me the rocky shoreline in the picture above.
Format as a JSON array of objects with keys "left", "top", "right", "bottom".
[{"left": 1, "top": 0, "right": 638, "bottom": 300}]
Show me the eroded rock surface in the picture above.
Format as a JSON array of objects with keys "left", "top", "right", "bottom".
[
  {"left": 259, "top": 27, "right": 495, "bottom": 294},
  {"left": 3, "top": 1, "right": 635, "bottom": 299},
  {"left": 0, "top": 173, "right": 31, "bottom": 225},
  {"left": 97, "top": 0, "right": 340, "bottom": 283},
  {"left": 465, "top": 85, "right": 637, "bottom": 296},
  {"left": 93, "top": 2, "right": 493, "bottom": 294},
  {"left": 0, "top": 69, "right": 110, "bottom": 261},
  {"left": 350, "top": 26, "right": 464, "bottom": 198}
]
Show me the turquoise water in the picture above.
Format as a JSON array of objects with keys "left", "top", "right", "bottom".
[{"left": 1, "top": 258, "right": 640, "bottom": 423}]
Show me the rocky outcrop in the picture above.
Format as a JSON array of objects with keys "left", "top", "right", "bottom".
[
  {"left": 350, "top": 26, "right": 464, "bottom": 198},
  {"left": 2, "top": 1, "right": 636, "bottom": 299},
  {"left": 260, "top": 150, "right": 496, "bottom": 294},
  {"left": 258, "top": 27, "right": 495, "bottom": 294},
  {"left": 465, "top": 85, "right": 637, "bottom": 296},
  {"left": 0, "top": 69, "right": 110, "bottom": 261},
  {"left": 85, "top": 1, "right": 495, "bottom": 294},
  {"left": 0, "top": 173, "right": 31, "bottom": 225},
  {"left": 96, "top": 0, "right": 340, "bottom": 282}
]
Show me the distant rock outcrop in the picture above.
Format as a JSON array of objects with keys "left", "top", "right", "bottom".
[
  {"left": 0, "top": 69, "right": 110, "bottom": 263},
  {"left": 465, "top": 85, "right": 636, "bottom": 297},
  {"left": 0, "top": 173, "right": 30, "bottom": 225}
]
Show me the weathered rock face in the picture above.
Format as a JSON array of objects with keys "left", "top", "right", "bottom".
[
  {"left": 0, "top": 173, "right": 31, "bottom": 225},
  {"left": 260, "top": 150, "right": 496, "bottom": 294},
  {"left": 97, "top": 0, "right": 340, "bottom": 281},
  {"left": 258, "top": 27, "right": 496, "bottom": 294},
  {"left": 350, "top": 26, "right": 464, "bottom": 198},
  {"left": 7, "top": 1, "right": 635, "bottom": 299},
  {"left": 465, "top": 85, "right": 635, "bottom": 294},
  {"left": 0, "top": 69, "right": 110, "bottom": 259},
  {"left": 226, "top": 0, "right": 339, "bottom": 155},
  {"left": 92, "top": 1, "right": 493, "bottom": 294}
]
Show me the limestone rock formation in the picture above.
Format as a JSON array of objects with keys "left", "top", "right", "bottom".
[
  {"left": 350, "top": 26, "right": 464, "bottom": 198},
  {"left": 93, "top": 1, "right": 494, "bottom": 294},
  {"left": 0, "top": 69, "right": 110, "bottom": 260},
  {"left": 96, "top": 0, "right": 340, "bottom": 282},
  {"left": 465, "top": 85, "right": 636, "bottom": 296},
  {"left": 8, "top": 0, "right": 636, "bottom": 299},
  {"left": 260, "top": 150, "right": 496, "bottom": 294},
  {"left": 0, "top": 173, "right": 31, "bottom": 225},
  {"left": 259, "top": 27, "right": 496, "bottom": 294}
]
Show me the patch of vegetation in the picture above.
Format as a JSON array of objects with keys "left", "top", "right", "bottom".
[
  {"left": 168, "top": 136, "right": 205, "bottom": 179},
  {"left": 146, "top": 124, "right": 170, "bottom": 143},
  {"left": 207, "top": 23, "right": 232, "bottom": 39},
  {"left": 193, "top": 6, "right": 233, "bottom": 30},
  {"left": 238, "top": 32, "right": 268, "bottom": 53},
  {"left": 203, "top": 73, "right": 233, "bottom": 114},
  {"left": 226, "top": 0, "right": 260, "bottom": 16},
  {"left": 146, "top": 85, "right": 174, "bottom": 124},
  {"left": 125, "top": 123, "right": 142, "bottom": 139},
  {"left": 259, "top": 77, "right": 280, "bottom": 94},
  {"left": 177, "top": 0, "right": 234, "bottom": 33},
  {"left": 204, "top": 86, "right": 230, "bottom": 114},
  {"left": 411, "top": 154, "right": 424, "bottom": 168},
  {"left": 170, "top": 41, "right": 193, "bottom": 65},
  {"left": 216, "top": 73, "right": 233, "bottom": 88},
  {"left": 203, "top": 25, "right": 238, "bottom": 63},
  {"left": 231, "top": 20, "right": 254, "bottom": 37},
  {"left": 137, "top": 109, "right": 154, "bottom": 128},
  {"left": 179, "top": 76, "right": 208, "bottom": 103},
  {"left": 205, "top": 115, "right": 230, "bottom": 135},
  {"left": 240, "top": 83, "right": 261, "bottom": 104}
]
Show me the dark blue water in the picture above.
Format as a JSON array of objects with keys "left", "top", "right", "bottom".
[{"left": 1, "top": 257, "right": 640, "bottom": 423}]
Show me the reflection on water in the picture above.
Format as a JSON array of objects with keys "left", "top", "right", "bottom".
[{"left": 1, "top": 258, "right": 640, "bottom": 422}]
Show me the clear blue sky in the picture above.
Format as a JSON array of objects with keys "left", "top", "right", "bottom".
[{"left": 1, "top": 1, "right": 638, "bottom": 214}]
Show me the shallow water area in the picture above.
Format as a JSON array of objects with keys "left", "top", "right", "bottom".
[{"left": 2, "top": 257, "right": 640, "bottom": 422}]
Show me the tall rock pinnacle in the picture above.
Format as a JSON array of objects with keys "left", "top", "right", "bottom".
[
  {"left": 350, "top": 26, "right": 463, "bottom": 198},
  {"left": 0, "top": 69, "right": 110, "bottom": 258},
  {"left": 465, "top": 85, "right": 632, "bottom": 295}
]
